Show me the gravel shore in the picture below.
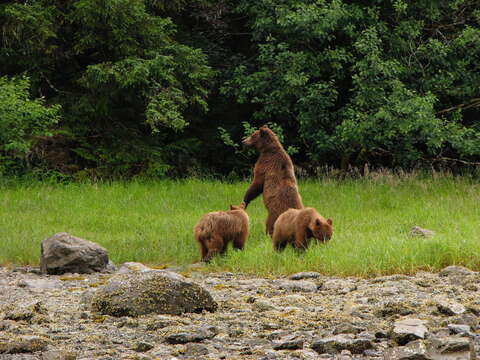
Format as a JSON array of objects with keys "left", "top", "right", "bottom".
[{"left": 1, "top": 264, "right": 479, "bottom": 359}]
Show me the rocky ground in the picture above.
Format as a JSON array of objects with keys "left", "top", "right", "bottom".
[{"left": 1, "top": 263, "right": 479, "bottom": 360}]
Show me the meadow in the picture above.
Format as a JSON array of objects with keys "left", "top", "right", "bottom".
[{"left": 1, "top": 174, "right": 479, "bottom": 277}]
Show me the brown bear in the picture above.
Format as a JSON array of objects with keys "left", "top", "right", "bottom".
[
  {"left": 242, "top": 125, "right": 303, "bottom": 235},
  {"left": 194, "top": 203, "right": 249, "bottom": 262},
  {"left": 272, "top": 207, "right": 333, "bottom": 251}
]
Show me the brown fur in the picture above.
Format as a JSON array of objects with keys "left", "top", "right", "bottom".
[
  {"left": 272, "top": 207, "right": 333, "bottom": 251},
  {"left": 194, "top": 203, "right": 249, "bottom": 262},
  {"left": 242, "top": 126, "right": 303, "bottom": 235}
]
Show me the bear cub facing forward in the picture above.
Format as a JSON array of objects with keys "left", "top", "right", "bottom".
[
  {"left": 194, "top": 203, "right": 249, "bottom": 262},
  {"left": 272, "top": 207, "right": 332, "bottom": 251}
]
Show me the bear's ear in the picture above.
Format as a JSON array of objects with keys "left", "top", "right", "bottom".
[
  {"left": 229, "top": 205, "right": 234, "bottom": 210},
  {"left": 315, "top": 218, "right": 321, "bottom": 226},
  {"left": 327, "top": 218, "right": 333, "bottom": 226},
  {"left": 259, "top": 126, "right": 269, "bottom": 136}
]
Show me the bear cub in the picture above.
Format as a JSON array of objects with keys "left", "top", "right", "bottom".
[
  {"left": 242, "top": 125, "right": 303, "bottom": 235},
  {"left": 194, "top": 203, "right": 249, "bottom": 262},
  {"left": 272, "top": 207, "right": 333, "bottom": 251}
]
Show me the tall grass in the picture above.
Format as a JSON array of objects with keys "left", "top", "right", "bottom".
[{"left": 1, "top": 175, "right": 479, "bottom": 277}]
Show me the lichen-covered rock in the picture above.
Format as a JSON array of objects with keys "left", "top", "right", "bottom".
[
  {"left": 165, "top": 325, "right": 217, "bottom": 344},
  {"left": 438, "top": 266, "right": 475, "bottom": 277},
  {"left": 436, "top": 299, "right": 466, "bottom": 316},
  {"left": 0, "top": 335, "right": 50, "bottom": 354},
  {"left": 289, "top": 272, "right": 322, "bottom": 280},
  {"left": 384, "top": 340, "right": 429, "bottom": 360},
  {"left": 391, "top": 318, "right": 428, "bottom": 345},
  {"left": 40, "top": 232, "right": 110, "bottom": 275},
  {"left": 274, "top": 279, "right": 318, "bottom": 292},
  {"left": 91, "top": 271, "right": 217, "bottom": 316},
  {"left": 310, "top": 334, "right": 373, "bottom": 354}
]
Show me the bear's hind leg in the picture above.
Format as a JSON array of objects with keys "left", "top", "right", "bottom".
[{"left": 233, "top": 233, "right": 247, "bottom": 251}]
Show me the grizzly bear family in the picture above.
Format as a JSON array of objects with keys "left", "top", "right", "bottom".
[{"left": 194, "top": 125, "right": 333, "bottom": 261}]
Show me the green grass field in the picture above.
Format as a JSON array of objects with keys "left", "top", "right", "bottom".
[{"left": 1, "top": 175, "right": 479, "bottom": 277}]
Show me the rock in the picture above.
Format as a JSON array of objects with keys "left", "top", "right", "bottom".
[
  {"left": 322, "top": 279, "right": 357, "bottom": 293},
  {"left": 410, "top": 226, "right": 435, "bottom": 237},
  {"left": 4, "top": 301, "right": 48, "bottom": 322},
  {"left": 391, "top": 318, "right": 428, "bottom": 345},
  {"left": 289, "top": 272, "right": 321, "bottom": 280},
  {"left": 17, "top": 279, "right": 63, "bottom": 289},
  {"left": 439, "top": 266, "right": 474, "bottom": 277},
  {"left": 310, "top": 334, "right": 373, "bottom": 354},
  {"left": 41, "top": 350, "right": 77, "bottom": 360},
  {"left": 91, "top": 271, "right": 217, "bottom": 316},
  {"left": 333, "top": 323, "right": 365, "bottom": 335},
  {"left": 133, "top": 341, "right": 154, "bottom": 352},
  {"left": 448, "top": 324, "right": 471, "bottom": 336},
  {"left": 272, "top": 335, "right": 304, "bottom": 350},
  {"left": 116, "top": 262, "right": 152, "bottom": 274},
  {"left": 274, "top": 280, "right": 318, "bottom": 292},
  {"left": 40, "top": 232, "right": 110, "bottom": 275},
  {"left": 0, "top": 335, "right": 50, "bottom": 354},
  {"left": 436, "top": 300, "right": 466, "bottom": 316},
  {"left": 253, "top": 299, "right": 278, "bottom": 312},
  {"left": 165, "top": 326, "right": 217, "bottom": 344},
  {"left": 185, "top": 343, "right": 210, "bottom": 356},
  {"left": 377, "top": 301, "right": 414, "bottom": 317},
  {"left": 429, "top": 337, "right": 474, "bottom": 359},
  {"left": 384, "top": 340, "right": 429, "bottom": 360}
]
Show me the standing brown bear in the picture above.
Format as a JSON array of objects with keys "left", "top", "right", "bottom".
[
  {"left": 194, "top": 203, "right": 249, "bottom": 262},
  {"left": 242, "top": 125, "right": 303, "bottom": 235},
  {"left": 272, "top": 207, "right": 333, "bottom": 251}
]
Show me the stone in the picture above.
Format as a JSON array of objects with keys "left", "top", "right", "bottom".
[
  {"left": 41, "top": 350, "right": 78, "bottom": 360},
  {"left": 391, "top": 318, "right": 428, "bottom": 345},
  {"left": 4, "top": 301, "right": 48, "bottom": 323},
  {"left": 40, "top": 232, "right": 110, "bottom": 275},
  {"left": 133, "top": 341, "right": 154, "bottom": 352},
  {"left": 165, "top": 326, "right": 217, "bottom": 344},
  {"left": 377, "top": 301, "right": 414, "bottom": 317},
  {"left": 91, "top": 271, "right": 217, "bottom": 316},
  {"left": 0, "top": 335, "right": 50, "bottom": 354},
  {"left": 310, "top": 334, "right": 373, "bottom": 354},
  {"left": 439, "top": 266, "right": 474, "bottom": 277},
  {"left": 428, "top": 336, "right": 474, "bottom": 358},
  {"left": 272, "top": 335, "right": 304, "bottom": 350},
  {"left": 253, "top": 299, "right": 278, "bottom": 312},
  {"left": 116, "top": 262, "right": 152, "bottom": 274},
  {"left": 273, "top": 280, "right": 318, "bottom": 292},
  {"left": 436, "top": 300, "right": 466, "bottom": 316},
  {"left": 17, "top": 279, "right": 63, "bottom": 289},
  {"left": 185, "top": 343, "right": 210, "bottom": 356},
  {"left": 333, "top": 323, "right": 365, "bottom": 335},
  {"left": 385, "top": 337, "right": 475, "bottom": 360},
  {"left": 410, "top": 226, "right": 435, "bottom": 237},
  {"left": 289, "top": 272, "right": 321, "bottom": 280},
  {"left": 384, "top": 340, "right": 430, "bottom": 360},
  {"left": 447, "top": 324, "right": 471, "bottom": 336}
]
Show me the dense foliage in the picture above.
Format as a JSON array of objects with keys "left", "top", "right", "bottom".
[
  {"left": 0, "top": 76, "right": 60, "bottom": 175},
  {"left": 1, "top": 0, "right": 479, "bottom": 178}
]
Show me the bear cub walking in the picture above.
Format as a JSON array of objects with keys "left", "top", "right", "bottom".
[
  {"left": 272, "top": 207, "right": 333, "bottom": 251},
  {"left": 194, "top": 203, "right": 249, "bottom": 262}
]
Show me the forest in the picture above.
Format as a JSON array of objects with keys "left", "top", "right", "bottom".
[{"left": 1, "top": 0, "right": 479, "bottom": 179}]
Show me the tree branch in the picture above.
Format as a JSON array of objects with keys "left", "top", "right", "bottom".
[{"left": 436, "top": 98, "right": 480, "bottom": 115}]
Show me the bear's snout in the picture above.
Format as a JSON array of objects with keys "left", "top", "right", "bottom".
[{"left": 242, "top": 137, "right": 252, "bottom": 147}]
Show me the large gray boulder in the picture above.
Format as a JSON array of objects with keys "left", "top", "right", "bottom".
[
  {"left": 91, "top": 271, "right": 217, "bottom": 317},
  {"left": 40, "top": 232, "right": 110, "bottom": 275}
]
